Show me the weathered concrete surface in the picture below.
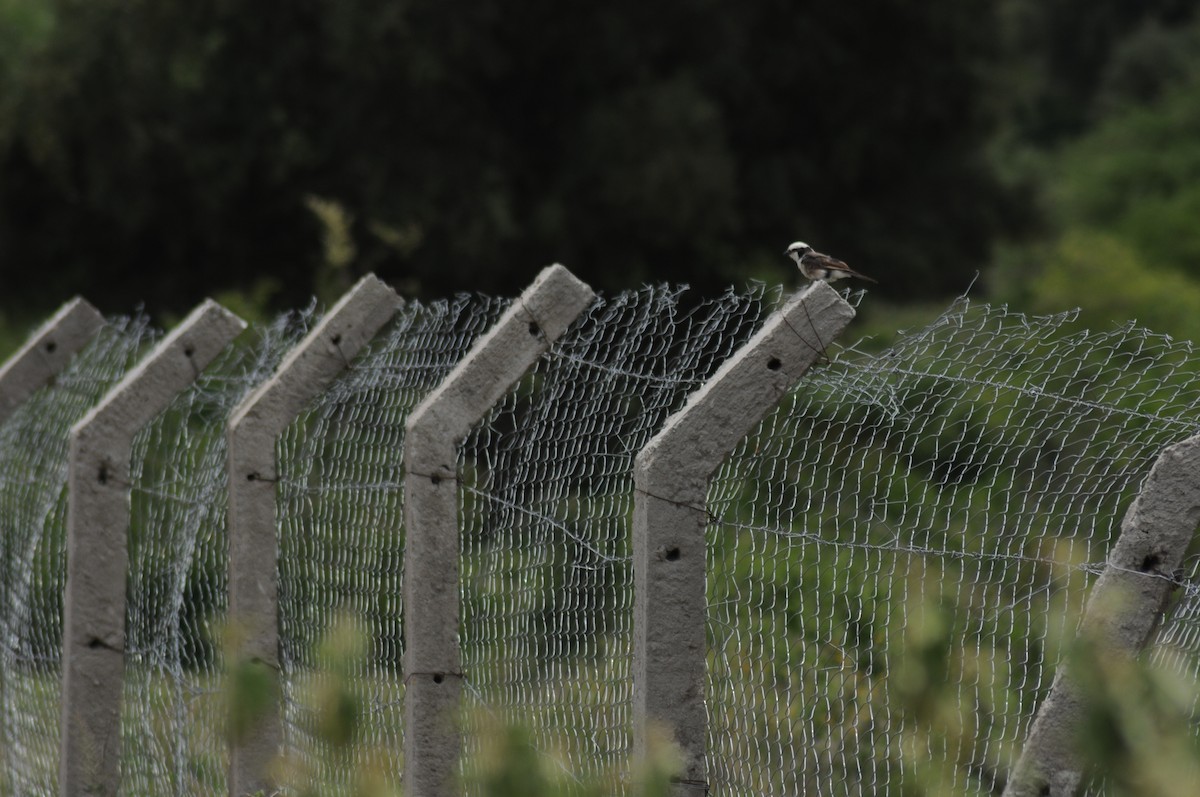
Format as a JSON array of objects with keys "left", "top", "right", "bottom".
[
  {"left": 0, "top": 298, "right": 105, "bottom": 425},
  {"left": 60, "top": 300, "right": 246, "bottom": 797},
  {"left": 226, "top": 273, "right": 400, "bottom": 797},
  {"left": 632, "top": 280, "right": 855, "bottom": 794},
  {"left": 403, "top": 263, "right": 594, "bottom": 797},
  {"left": 1005, "top": 432, "right": 1200, "bottom": 797}
]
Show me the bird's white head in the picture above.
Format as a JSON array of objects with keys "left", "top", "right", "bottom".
[{"left": 785, "top": 241, "right": 812, "bottom": 261}]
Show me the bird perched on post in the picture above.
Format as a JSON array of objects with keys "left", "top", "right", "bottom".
[{"left": 785, "top": 241, "right": 877, "bottom": 284}]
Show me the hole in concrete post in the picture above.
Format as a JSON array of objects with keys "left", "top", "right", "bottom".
[
  {"left": 45, "top": 340, "right": 57, "bottom": 353},
  {"left": 183, "top": 344, "right": 195, "bottom": 358},
  {"left": 331, "top": 333, "right": 343, "bottom": 345},
  {"left": 767, "top": 357, "right": 782, "bottom": 371},
  {"left": 431, "top": 474, "right": 442, "bottom": 486},
  {"left": 246, "top": 472, "right": 257, "bottom": 482},
  {"left": 528, "top": 321, "right": 540, "bottom": 337},
  {"left": 98, "top": 464, "right": 109, "bottom": 484},
  {"left": 665, "top": 547, "right": 681, "bottom": 561},
  {"left": 433, "top": 673, "right": 444, "bottom": 684},
  {"left": 87, "top": 637, "right": 104, "bottom": 649},
  {"left": 1140, "top": 552, "right": 1162, "bottom": 572}
]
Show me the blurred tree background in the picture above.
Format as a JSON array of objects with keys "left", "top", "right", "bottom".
[{"left": 1, "top": 0, "right": 1200, "bottom": 332}]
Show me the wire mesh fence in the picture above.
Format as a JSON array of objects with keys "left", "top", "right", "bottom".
[
  {"left": 269, "top": 284, "right": 780, "bottom": 794},
  {"left": 5, "top": 284, "right": 1200, "bottom": 795},
  {"left": 706, "top": 298, "right": 1200, "bottom": 796},
  {"left": 458, "top": 284, "right": 776, "bottom": 791},
  {"left": 274, "top": 294, "right": 511, "bottom": 793},
  {"left": 120, "top": 310, "right": 315, "bottom": 796},
  {"left": 0, "top": 315, "right": 158, "bottom": 795}
]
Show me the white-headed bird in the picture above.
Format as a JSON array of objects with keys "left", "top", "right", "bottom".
[{"left": 785, "top": 241, "right": 877, "bottom": 284}]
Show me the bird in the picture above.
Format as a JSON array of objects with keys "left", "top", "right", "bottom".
[{"left": 785, "top": 241, "right": 877, "bottom": 284}]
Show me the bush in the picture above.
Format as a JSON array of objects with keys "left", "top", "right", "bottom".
[{"left": 1030, "top": 229, "right": 1200, "bottom": 341}]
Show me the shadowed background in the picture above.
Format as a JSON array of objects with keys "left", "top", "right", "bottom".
[{"left": 2, "top": 0, "right": 1200, "bottom": 336}]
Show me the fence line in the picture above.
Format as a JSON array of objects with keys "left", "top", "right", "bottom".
[
  {"left": 1005, "top": 430, "right": 1200, "bottom": 796},
  {"left": 452, "top": 282, "right": 770, "bottom": 792},
  {"left": 226, "top": 274, "right": 400, "bottom": 796},
  {"left": 404, "top": 264, "right": 594, "bottom": 797},
  {"left": 0, "top": 298, "right": 104, "bottom": 426},
  {"left": 60, "top": 300, "right": 245, "bottom": 796},
  {"left": 632, "top": 281, "right": 854, "bottom": 795},
  {"left": 0, "top": 313, "right": 157, "bottom": 796},
  {"left": 702, "top": 299, "right": 1200, "bottom": 795},
  {"left": 0, "top": 273, "right": 1197, "bottom": 797}
]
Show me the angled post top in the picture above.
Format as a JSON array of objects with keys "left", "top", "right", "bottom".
[
  {"left": 635, "top": 280, "right": 855, "bottom": 500},
  {"left": 71, "top": 299, "right": 246, "bottom": 442}
]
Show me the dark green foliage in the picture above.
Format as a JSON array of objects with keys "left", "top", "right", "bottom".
[
  {"left": 1000, "top": 0, "right": 1199, "bottom": 143},
  {"left": 1069, "top": 613, "right": 1200, "bottom": 796},
  {"left": 1053, "top": 76, "right": 1200, "bottom": 277},
  {"left": 0, "top": 0, "right": 1020, "bottom": 314},
  {"left": 982, "top": 4, "right": 1200, "bottom": 343},
  {"left": 989, "top": 11, "right": 1200, "bottom": 334}
]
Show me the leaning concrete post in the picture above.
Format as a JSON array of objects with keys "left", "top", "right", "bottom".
[
  {"left": 632, "top": 281, "right": 855, "bottom": 795},
  {"left": 1004, "top": 432, "right": 1200, "bottom": 797},
  {"left": 0, "top": 298, "right": 105, "bottom": 425},
  {"left": 226, "top": 274, "right": 400, "bottom": 797},
  {"left": 403, "top": 264, "right": 594, "bottom": 797},
  {"left": 60, "top": 300, "right": 246, "bottom": 797}
]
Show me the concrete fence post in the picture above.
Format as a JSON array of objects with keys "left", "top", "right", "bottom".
[
  {"left": 403, "top": 264, "right": 594, "bottom": 797},
  {"left": 632, "top": 281, "right": 855, "bottom": 796},
  {"left": 1004, "top": 432, "right": 1200, "bottom": 797},
  {"left": 0, "top": 298, "right": 105, "bottom": 426},
  {"left": 226, "top": 274, "right": 401, "bottom": 796},
  {"left": 60, "top": 300, "right": 246, "bottom": 797}
]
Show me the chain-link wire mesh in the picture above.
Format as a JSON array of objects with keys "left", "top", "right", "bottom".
[
  {"left": 270, "top": 284, "right": 781, "bottom": 793},
  {"left": 8, "top": 285, "right": 1200, "bottom": 796},
  {"left": 0, "top": 315, "right": 158, "bottom": 795},
  {"left": 119, "top": 310, "right": 315, "bottom": 796},
  {"left": 458, "top": 284, "right": 779, "bottom": 790},
  {"left": 706, "top": 298, "right": 1200, "bottom": 796},
  {"left": 274, "top": 294, "right": 511, "bottom": 793}
]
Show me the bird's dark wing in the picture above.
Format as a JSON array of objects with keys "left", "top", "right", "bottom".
[
  {"left": 810, "top": 252, "right": 848, "bottom": 270},
  {"left": 815, "top": 251, "right": 878, "bottom": 283}
]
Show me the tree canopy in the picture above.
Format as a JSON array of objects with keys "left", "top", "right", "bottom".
[{"left": 0, "top": 0, "right": 1023, "bottom": 315}]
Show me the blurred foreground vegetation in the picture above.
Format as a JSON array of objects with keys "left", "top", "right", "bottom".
[
  {"left": 220, "top": 563, "right": 1200, "bottom": 797},
  {"left": 224, "top": 617, "right": 681, "bottom": 797}
]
